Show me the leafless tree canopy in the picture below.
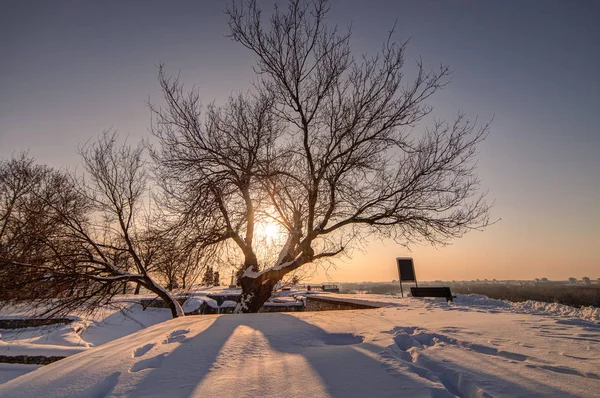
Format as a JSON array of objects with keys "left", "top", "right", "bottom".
[
  {"left": 1, "top": 0, "right": 493, "bottom": 315},
  {"left": 0, "top": 135, "right": 212, "bottom": 318},
  {"left": 150, "top": 0, "right": 492, "bottom": 312},
  {"left": 0, "top": 154, "right": 65, "bottom": 303}
]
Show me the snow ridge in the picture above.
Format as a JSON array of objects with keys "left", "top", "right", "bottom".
[{"left": 451, "top": 294, "right": 600, "bottom": 323}]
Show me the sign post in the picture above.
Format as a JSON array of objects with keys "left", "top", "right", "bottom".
[{"left": 396, "top": 257, "right": 417, "bottom": 297}]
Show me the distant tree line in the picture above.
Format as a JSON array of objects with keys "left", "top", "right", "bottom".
[
  {"left": 452, "top": 283, "right": 600, "bottom": 308},
  {"left": 201, "top": 266, "right": 220, "bottom": 286}
]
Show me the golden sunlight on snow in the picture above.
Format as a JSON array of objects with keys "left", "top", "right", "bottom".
[{"left": 191, "top": 325, "right": 328, "bottom": 397}]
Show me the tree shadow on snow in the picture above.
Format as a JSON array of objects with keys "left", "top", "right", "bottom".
[{"left": 127, "top": 313, "right": 576, "bottom": 398}]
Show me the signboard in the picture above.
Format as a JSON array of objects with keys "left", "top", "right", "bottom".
[
  {"left": 396, "top": 257, "right": 416, "bottom": 282},
  {"left": 396, "top": 257, "right": 417, "bottom": 297}
]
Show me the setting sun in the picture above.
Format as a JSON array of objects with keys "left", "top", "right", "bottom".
[
  {"left": 256, "top": 220, "right": 282, "bottom": 241},
  {"left": 263, "top": 222, "right": 280, "bottom": 239}
]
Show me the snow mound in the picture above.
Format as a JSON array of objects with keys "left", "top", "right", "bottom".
[
  {"left": 512, "top": 299, "right": 599, "bottom": 322},
  {"left": 452, "top": 293, "right": 513, "bottom": 309},
  {"left": 453, "top": 294, "right": 599, "bottom": 323},
  {"left": 204, "top": 298, "right": 218, "bottom": 308},
  {"left": 220, "top": 300, "right": 237, "bottom": 308},
  {"left": 182, "top": 297, "right": 204, "bottom": 313}
]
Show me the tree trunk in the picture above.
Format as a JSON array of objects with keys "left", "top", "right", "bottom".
[
  {"left": 134, "top": 284, "right": 141, "bottom": 295},
  {"left": 143, "top": 277, "right": 185, "bottom": 318},
  {"left": 235, "top": 249, "right": 310, "bottom": 313},
  {"left": 237, "top": 275, "right": 277, "bottom": 313},
  {"left": 159, "top": 292, "right": 184, "bottom": 318}
]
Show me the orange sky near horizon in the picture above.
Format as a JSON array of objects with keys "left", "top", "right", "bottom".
[{"left": 310, "top": 220, "right": 599, "bottom": 283}]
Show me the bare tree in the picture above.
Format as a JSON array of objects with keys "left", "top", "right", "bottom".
[
  {"left": 0, "top": 154, "right": 54, "bottom": 257},
  {"left": 0, "top": 134, "right": 187, "bottom": 318},
  {"left": 152, "top": 0, "right": 492, "bottom": 312},
  {"left": 0, "top": 154, "right": 64, "bottom": 302},
  {"left": 582, "top": 276, "right": 591, "bottom": 285},
  {"left": 148, "top": 228, "right": 209, "bottom": 290},
  {"left": 202, "top": 266, "right": 215, "bottom": 286}
]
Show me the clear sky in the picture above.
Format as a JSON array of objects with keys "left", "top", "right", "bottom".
[{"left": 1, "top": 0, "right": 598, "bottom": 282}]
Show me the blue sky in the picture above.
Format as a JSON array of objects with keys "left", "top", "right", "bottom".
[{"left": 1, "top": 0, "right": 598, "bottom": 281}]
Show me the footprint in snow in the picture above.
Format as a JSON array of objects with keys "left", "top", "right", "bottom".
[
  {"left": 439, "top": 326, "right": 463, "bottom": 333},
  {"left": 129, "top": 353, "right": 168, "bottom": 373},
  {"left": 132, "top": 343, "right": 155, "bottom": 358},
  {"left": 389, "top": 326, "right": 533, "bottom": 363},
  {"left": 393, "top": 332, "right": 423, "bottom": 350},
  {"left": 560, "top": 352, "right": 591, "bottom": 360},
  {"left": 321, "top": 333, "right": 364, "bottom": 345},
  {"left": 488, "top": 338, "right": 508, "bottom": 346},
  {"left": 382, "top": 328, "right": 495, "bottom": 398},
  {"left": 163, "top": 329, "right": 190, "bottom": 344},
  {"left": 525, "top": 363, "right": 598, "bottom": 378},
  {"left": 518, "top": 342, "right": 535, "bottom": 348},
  {"left": 382, "top": 326, "right": 419, "bottom": 335}
]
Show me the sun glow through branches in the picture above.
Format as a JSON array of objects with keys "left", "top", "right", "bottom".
[{"left": 255, "top": 219, "right": 283, "bottom": 241}]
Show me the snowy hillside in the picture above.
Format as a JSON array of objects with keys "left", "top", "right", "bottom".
[{"left": 1, "top": 294, "right": 599, "bottom": 397}]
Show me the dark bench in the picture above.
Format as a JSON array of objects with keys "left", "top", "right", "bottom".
[{"left": 410, "top": 286, "right": 454, "bottom": 302}]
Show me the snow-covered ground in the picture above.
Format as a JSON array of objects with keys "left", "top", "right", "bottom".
[{"left": 1, "top": 294, "right": 599, "bottom": 397}]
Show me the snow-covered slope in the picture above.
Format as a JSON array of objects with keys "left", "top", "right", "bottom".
[{"left": 1, "top": 295, "right": 599, "bottom": 397}]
